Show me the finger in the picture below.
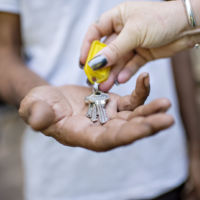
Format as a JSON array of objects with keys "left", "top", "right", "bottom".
[
  {"left": 79, "top": 60, "right": 84, "bottom": 69},
  {"left": 19, "top": 99, "right": 55, "bottom": 131},
  {"left": 59, "top": 112, "right": 173, "bottom": 152},
  {"left": 80, "top": 7, "right": 120, "bottom": 65},
  {"left": 117, "top": 72, "right": 150, "bottom": 111},
  {"left": 113, "top": 113, "right": 174, "bottom": 147},
  {"left": 28, "top": 101, "right": 55, "bottom": 131},
  {"left": 99, "top": 71, "right": 116, "bottom": 92},
  {"left": 104, "top": 33, "right": 117, "bottom": 44},
  {"left": 80, "top": 23, "right": 102, "bottom": 65},
  {"left": 178, "top": 28, "right": 200, "bottom": 40},
  {"left": 99, "top": 51, "right": 134, "bottom": 92},
  {"left": 86, "top": 78, "right": 93, "bottom": 86},
  {"left": 128, "top": 98, "right": 171, "bottom": 119},
  {"left": 118, "top": 54, "right": 147, "bottom": 83},
  {"left": 98, "top": 34, "right": 121, "bottom": 91},
  {"left": 19, "top": 96, "right": 35, "bottom": 123},
  {"left": 115, "top": 98, "right": 171, "bottom": 121},
  {"left": 151, "top": 33, "right": 200, "bottom": 59},
  {"left": 88, "top": 23, "right": 140, "bottom": 70},
  {"left": 114, "top": 111, "right": 133, "bottom": 121},
  {"left": 85, "top": 113, "right": 173, "bottom": 151}
]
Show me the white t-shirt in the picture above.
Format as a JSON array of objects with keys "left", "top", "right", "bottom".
[{"left": 0, "top": 0, "right": 188, "bottom": 200}]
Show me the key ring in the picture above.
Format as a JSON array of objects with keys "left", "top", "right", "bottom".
[{"left": 93, "top": 82, "right": 99, "bottom": 94}]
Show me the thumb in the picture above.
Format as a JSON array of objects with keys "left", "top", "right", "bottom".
[
  {"left": 117, "top": 72, "right": 150, "bottom": 112},
  {"left": 88, "top": 24, "right": 139, "bottom": 70},
  {"left": 19, "top": 100, "right": 55, "bottom": 131}
]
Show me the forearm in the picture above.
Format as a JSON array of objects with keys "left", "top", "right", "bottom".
[{"left": 0, "top": 48, "right": 48, "bottom": 107}]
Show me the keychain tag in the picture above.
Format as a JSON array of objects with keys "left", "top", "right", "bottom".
[{"left": 84, "top": 40, "right": 111, "bottom": 84}]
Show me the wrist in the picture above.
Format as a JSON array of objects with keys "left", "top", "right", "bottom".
[
  {"left": 179, "top": 0, "right": 200, "bottom": 29},
  {"left": 14, "top": 68, "right": 49, "bottom": 107},
  {"left": 192, "top": 0, "right": 200, "bottom": 26},
  {"left": 175, "top": 0, "right": 192, "bottom": 31},
  {"left": 1, "top": 62, "right": 49, "bottom": 107}
]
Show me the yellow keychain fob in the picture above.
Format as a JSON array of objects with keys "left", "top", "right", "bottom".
[{"left": 84, "top": 40, "right": 110, "bottom": 84}]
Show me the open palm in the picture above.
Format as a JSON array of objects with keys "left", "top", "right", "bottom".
[{"left": 19, "top": 73, "right": 173, "bottom": 151}]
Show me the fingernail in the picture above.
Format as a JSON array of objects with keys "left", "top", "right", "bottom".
[
  {"left": 88, "top": 55, "right": 107, "bottom": 70},
  {"left": 86, "top": 79, "right": 92, "bottom": 86},
  {"left": 114, "top": 80, "right": 120, "bottom": 86},
  {"left": 79, "top": 61, "right": 84, "bottom": 69}
]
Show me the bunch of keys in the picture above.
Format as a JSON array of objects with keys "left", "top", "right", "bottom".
[
  {"left": 85, "top": 82, "right": 109, "bottom": 124},
  {"left": 84, "top": 40, "right": 111, "bottom": 124}
]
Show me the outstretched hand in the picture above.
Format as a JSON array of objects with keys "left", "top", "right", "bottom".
[{"left": 19, "top": 73, "right": 173, "bottom": 151}]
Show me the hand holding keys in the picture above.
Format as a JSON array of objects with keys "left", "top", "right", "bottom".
[{"left": 84, "top": 40, "right": 110, "bottom": 124}]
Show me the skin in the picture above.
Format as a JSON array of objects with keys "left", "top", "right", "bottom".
[
  {"left": 0, "top": 13, "right": 173, "bottom": 152},
  {"left": 19, "top": 74, "right": 174, "bottom": 152},
  {"left": 80, "top": 0, "right": 200, "bottom": 91},
  {"left": 0, "top": 13, "right": 47, "bottom": 106}
]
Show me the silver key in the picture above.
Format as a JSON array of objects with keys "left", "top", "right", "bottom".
[
  {"left": 96, "top": 102, "right": 108, "bottom": 124},
  {"left": 85, "top": 98, "right": 99, "bottom": 122},
  {"left": 85, "top": 94, "right": 94, "bottom": 119},
  {"left": 86, "top": 91, "right": 109, "bottom": 124},
  {"left": 86, "top": 103, "right": 93, "bottom": 118},
  {"left": 86, "top": 92, "right": 109, "bottom": 104},
  {"left": 91, "top": 103, "right": 98, "bottom": 122}
]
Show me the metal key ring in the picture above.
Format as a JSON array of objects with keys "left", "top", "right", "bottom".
[{"left": 93, "top": 82, "right": 99, "bottom": 94}]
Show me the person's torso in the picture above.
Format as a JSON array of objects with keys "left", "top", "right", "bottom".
[{"left": 18, "top": 0, "right": 188, "bottom": 199}]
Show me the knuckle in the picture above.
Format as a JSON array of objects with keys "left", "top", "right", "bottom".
[
  {"left": 99, "top": 12, "right": 107, "bottom": 22},
  {"left": 106, "top": 42, "right": 121, "bottom": 62},
  {"left": 187, "top": 35, "right": 199, "bottom": 48},
  {"left": 134, "top": 106, "right": 144, "bottom": 116},
  {"left": 181, "top": 35, "right": 198, "bottom": 49},
  {"left": 130, "top": 116, "right": 144, "bottom": 123},
  {"left": 187, "top": 37, "right": 195, "bottom": 48},
  {"left": 143, "top": 122, "right": 154, "bottom": 135}
]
